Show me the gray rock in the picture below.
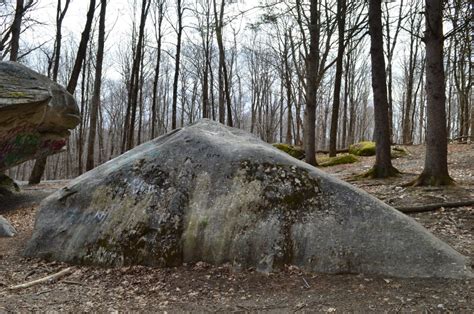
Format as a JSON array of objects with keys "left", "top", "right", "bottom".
[
  {"left": 0, "top": 215, "right": 16, "bottom": 237},
  {"left": 0, "top": 173, "right": 20, "bottom": 197},
  {"left": 0, "top": 61, "right": 80, "bottom": 172},
  {"left": 24, "top": 120, "right": 472, "bottom": 278}
]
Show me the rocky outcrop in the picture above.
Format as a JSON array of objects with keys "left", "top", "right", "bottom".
[
  {"left": 0, "top": 215, "right": 16, "bottom": 237},
  {"left": 25, "top": 120, "right": 472, "bottom": 278},
  {"left": 0, "top": 61, "right": 80, "bottom": 172}
]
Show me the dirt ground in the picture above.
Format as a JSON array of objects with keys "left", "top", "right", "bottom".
[{"left": 0, "top": 144, "right": 472, "bottom": 312}]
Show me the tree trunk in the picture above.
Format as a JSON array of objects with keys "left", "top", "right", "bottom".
[
  {"left": 126, "top": 0, "right": 150, "bottom": 149},
  {"left": 151, "top": 1, "right": 164, "bottom": 139},
  {"left": 367, "top": 0, "right": 398, "bottom": 178},
  {"left": 9, "top": 0, "right": 24, "bottom": 61},
  {"left": 66, "top": 0, "right": 96, "bottom": 94},
  {"left": 409, "top": 0, "right": 453, "bottom": 186},
  {"left": 171, "top": 0, "right": 183, "bottom": 130},
  {"left": 329, "top": 0, "right": 346, "bottom": 157},
  {"left": 303, "top": 0, "right": 319, "bottom": 166},
  {"left": 85, "top": 0, "right": 106, "bottom": 171}
]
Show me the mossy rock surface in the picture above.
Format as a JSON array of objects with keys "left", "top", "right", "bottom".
[
  {"left": 349, "top": 142, "right": 409, "bottom": 159},
  {"left": 272, "top": 143, "right": 305, "bottom": 160},
  {"left": 24, "top": 120, "right": 473, "bottom": 279},
  {"left": 318, "top": 154, "right": 359, "bottom": 167},
  {"left": 0, "top": 173, "right": 20, "bottom": 196},
  {"left": 349, "top": 141, "right": 376, "bottom": 156},
  {"left": 391, "top": 146, "right": 409, "bottom": 159}
]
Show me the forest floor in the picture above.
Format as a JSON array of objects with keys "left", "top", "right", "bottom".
[{"left": 0, "top": 144, "right": 472, "bottom": 312}]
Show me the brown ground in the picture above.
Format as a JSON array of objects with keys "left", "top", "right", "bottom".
[{"left": 0, "top": 144, "right": 473, "bottom": 312}]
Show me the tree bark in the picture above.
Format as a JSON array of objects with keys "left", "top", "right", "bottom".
[
  {"left": 303, "top": 0, "right": 319, "bottom": 166},
  {"left": 66, "top": 0, "right": 96, "bottom": 94},
  {"left": 329, "top": 0, "right": 346, "bottom": 157},
  {"left": 171, "top": 0, "right": 183, "bottom": 130},
  {"left": 409, "top": 0, "right": 453, "bottom": 186},
  {"left": 367, "top": 0, "right": 398, "bottom": 178},
  {"left": 85, "top": 0, "right": 106, "bottom": 171}
]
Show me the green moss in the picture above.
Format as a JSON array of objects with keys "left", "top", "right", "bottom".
[
  {"left": 349, "top": 141, "right": 376, "bottom": 156},
  {"left": 391, "top": 146, "right": 408, "bottom": 159},
  {"left": 272, "top": 143, "right": 305, "bottom": 160},
  {"left": 7, "top": 91, "right": 27, "bottom": 98},
  {"left": 318, "top": 154, "right": 359, "bottom": 167},
  {"left": 0, "top": 173, "right": 20, "bottom": 195}
]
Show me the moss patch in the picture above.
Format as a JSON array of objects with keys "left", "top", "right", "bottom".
[
  {"left": 7, "top": 91, "right": 27, "bottom": 98},
  {"left": 0, "top": 173, "right": 20, "bottom": 196},
  {"left": 272, "top": 143, "right": 305, "bottom": 160},
  {"left": 391, "top": 146, "right": 409, "bottom": 159},
  {"left": 318, "top": 154, "right": 359, "bottom": 167},
  {"left": 349, "top": 141, "right": 376, "bottom": 156}
]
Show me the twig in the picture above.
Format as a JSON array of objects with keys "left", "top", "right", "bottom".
[
  {"left": 36, "top": 288, "right": 56, "bottom": 296},
  {"left": 24, "top": 270, "right": 36, "bottom": 280},
  {"left": 236, "top": 305, "right": 250, "bottom": 311},
  {"left": 396, "top": 200, "right": 474, "bottom": 213},
  {"left": 302, "top": 277, "right": 311, "bottom": 289},
  {"left": 8, "top": 267, "right": 73, "bottom": 291},
  {"left": 61, "top": 280, "right": 84, "bottom": 286}
]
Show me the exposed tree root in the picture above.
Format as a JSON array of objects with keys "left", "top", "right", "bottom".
[
  {"left": 396, "top": 200, "right": 474, "bottom": 213},
  {"left": 357, "top": 165, "right": 400, "bottom": 179},
  {"left": 402, "top": 173, "right": 455, "bottom": 187}
]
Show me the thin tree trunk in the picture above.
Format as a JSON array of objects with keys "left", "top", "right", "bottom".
[
  {"left": 171, "top": 0, "right": 183, "bottom": 130},
  {"left": 329, "top": 0, "right": 346, "bottom": 157},
  {"left": 303, "top": 0, "right": 319, "bottom": 166},
  {"left": 85, "top": 0, "right": 106, "bottom": 171},
  {"left": 9, "top": 0, "right": 24, "bottom": 61}
]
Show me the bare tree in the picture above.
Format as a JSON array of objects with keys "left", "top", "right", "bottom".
[
  {"left": 171, "top": 0, "right": 184, "bottom": 130},
  {"left": 367, "top": 0, "right": 398, "bottom": 178},
  {"left": 86, "top": 0, "right": 106, "bottom": 171},
  {"left": 408, "top": 0, "right": 453, "bottom": 186},
  {"left": 303, "top": 0, "right": 319, "bottom": 166}
]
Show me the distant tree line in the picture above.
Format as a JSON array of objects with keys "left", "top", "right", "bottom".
[{"left": 0, "top": 0, "right": 471, "bottom": 186}]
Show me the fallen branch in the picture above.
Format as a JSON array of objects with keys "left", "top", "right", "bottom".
[
  {"left": 396, "top": 200, "right": 474, "bottom": 213},
  {"left": 8, "top": 267, "right": 73, "bottom": 291}
]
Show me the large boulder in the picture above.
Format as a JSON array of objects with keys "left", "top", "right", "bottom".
[
  {"left": 25, "top": 120, "right": 472, "bottom": 278},
  {"left": 0, "top": 61, "right": 80, "bottom": 172}
]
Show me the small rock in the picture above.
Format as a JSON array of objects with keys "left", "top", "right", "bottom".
[{"left": 0, "top": 215, "right": 16, "bottom": 237}]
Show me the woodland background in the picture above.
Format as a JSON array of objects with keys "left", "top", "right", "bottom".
[{"left": 0, "top": 0, "right": 471, "bottom": 181}]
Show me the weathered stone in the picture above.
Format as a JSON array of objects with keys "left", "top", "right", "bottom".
[
  {"left": 25, "top": 120, "right": 472, "bottom": 278},
  {"left": 0, "top": 173, "right": 20, "bottom": 197},
  {"left": 0, "top": 61, "right": 80, "bottom": 172},
  {"left": 0, "top": 215, "right": 16, "bottom": 237},
  {"left": 349, "top": 141, "right": 376, "bottom": 156}
]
